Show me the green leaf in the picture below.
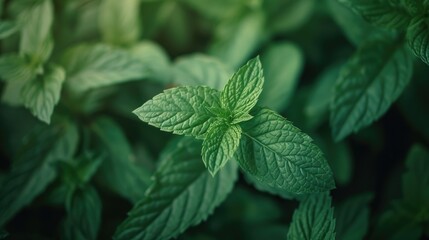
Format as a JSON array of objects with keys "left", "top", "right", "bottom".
[
  {"left": 130, "top": 41, "right": 171, "bottom": 83},
  {"left": 339, "top": 0, "right": 412, "bottom": 30},
  {"left": 287, "top": 192, "right": 336, "bottom": 240},
  {"left": 402, "top": 144, "right": 429, "bottom": 214},
  {"left": 99, "top": 0, "right": 141, "bottom": 46},
  {"left": 221, "top": 56, "right": 264, "bottom": 121},
  {"left": 236, "top": 108, "right": 335, "bottom": 194},
  {"left": 62, "top": 44, "right": 157, "bottom": 92},
  {"left": 244, "top": 173, "right": 302, "bottom": 200},
  {"left": 335, "top": 193, "right": 373, "bottom": 240},
  {"left": 327, "top": 0, "right": 376, "bottom": 45},
  {"left": 210, "top": 10, "right": 265, "bottom": 68},
  {"left": 114, "top": 137, "right": 238, "bottom": 240},
  {"left": 0, "top": 21, "right": 18, "bottom": 39},
  {"left": 330, "top": 34, "right": 413, "bottom": 141},
  {"left": 180, "top": 0, "right": 243, "bottom": 20},
  {"left": 263, "top": 0, "right": 315, "bottom": 34},
  {"left": 91, "top": 117, "right": 151, "bottom": 203},
  {"left": 202, "top": 123, "right": 241, "bottom": 176},
  {"left": 259, "top": 42, "right": 303, "bottom": 111},
  {"left": 173, "top": 54, "right": 232, "bottom": 90},
  {"left": 133, "top": 86, "right": 221, "bottom": 139},
  {"left": 62, "top": 185, "right": 101, "bottom": 240},
  {"left": 0, "top": 121, "right": 78, "bottom": 227},
  {"left": 21, "top": 64, "right": 65, "bottom": 124},
  {"left": 0, "top": 54, "right": 35, "bottom": 82},
  {"left": 407, "top": 16, "right": 429, "bottom": 65},
  {"left": 18, "top": 0, "right": 53, "bottom": 60}
]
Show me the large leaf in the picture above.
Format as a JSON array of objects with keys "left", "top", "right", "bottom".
[
  {"left": 91, "top": 117, "right": 151, "bottom": 203},
  {"left": 236, "top": 108, "right": 335, "bottom": 194},
  {"left": 62, "top": 186, "right": 102, "bottom": 240},
  {"left": 21, "top": 64, "right": 65, "bottom": 124},
  {"left": 335, "top": 193, "right": 373, "bottom": 240},
  {"left": 407, "top": 16, "right": 429, "bottom": 65},
  {"left": 133, "top": 86, "right": 221, "bottom": 139},
  {"left": 173, "top": 54, "right": 232, "bottom": 90},
  {"left": 287, "top": 192, "right": 336, "bottom": 240},
  {"left": 17, "top": 0, "right": 53, "bottom": 62},
  {"left": 114, "top": 137, "right": 238, "bottom": 240},
  {"left": 0, "top": 121, "right": 78, "bottom": 227},
  {"left": 330, "top": 34, "right": 413, "bottom": 141},
  {"left": 221, "top": 56, "right": 264, "bottom": 121},
  {"left": 99, "top": 0, "right": 141, "bottom": 46},
  {"left": 62, "top": 44, "right": 158, "bottom": 92},
  {"left": 202, "top": 123, "right": 241, "bottom": 175},
  {"left": 339, "top": 0, "right": 412, "bottom": 30},
  {"left": 259, "top": 42, "right": 303, "bottom": 111}
]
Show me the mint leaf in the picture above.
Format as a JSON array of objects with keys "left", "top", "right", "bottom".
[
  {"left": 202, "top": 123, "right": 241, "bottom": 176},
  {"left": 173, "top": 54, "right": 232, "bottom": 90},
  {"left": 62, "top": 44, "right": 156, "bottom": 92},
  {"left": 91, "top": 117, "right": 151, "bottom": 203},
  {"left": 402, "top": 144, "right": 429, "bottom": 214},
  {"left": 0, "top": 21, "right": 17, "bottom": 39},
  {"left": 220, "top": 56, "right": 264, "bottom": 121},
  {"left": 0, "top": 54, "right": 35, "bottom": 82},
  {"left": 114, "top": 137, "right": 238, "bottom": 240},
  {"left": 21, "top": 64, "right": 65, "bottom": 124},
  {"left": 18, "top": 0, "right": 53, "bottom": 61},
  {"left": 259, "top": 42, "right": 303, "bottom": 111},
  {"left": 131, "top": 41, "right": 171, "bottom": 83},
  {"left": 330, "top": 34, "right": 413, "bottom": 141},
  {"left": 62, "top": 186, "right": 101, "bottom": 240},
  {"left": 335, "top": 193, "right": 373, "bottom": 240},
  {"left": 339, "top": 0, "right": 412, "bottom": 30},
  {"left": 407, "top": 16, "right": 429, "bottom": 65},
  {"left": 133, "top": 86, "right": 221, "bottom": 139},
  {"left": 99, "top": 0, "right": 141, "bottom": 46},
  {"left": 236, "top": 108, "right": 335, "bottom": 194},
  {"left": 210, "top": 11, "right": 265, "bottom": 68},
  {"left": 244, "top": 173, "right": 302, "bottom": 200},
  {"left": 0, "top": 121, "right": 78, "bottom": 226},
  {"left": 287, "top": 192, "right": 336, "bottom": 240}
]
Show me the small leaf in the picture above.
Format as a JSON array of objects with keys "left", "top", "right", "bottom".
[
  {"left": 287, "top": 192, "right": 336, "bottom": 240},
  {"left": 62, "top": 44, "right": 157, "bottom": 92},
  {"left": 18, "top": 0, "right": 53, "bottom": 60},
  {"left": 339, "top": 0, "right": 412, "bottom": 30},
  {"left": 236, "top": 108, "right": 335, "bottom": 194},
  {"left": 202, "top": 123, "right": 241, "bottom": 175},
  {"left": 0, "top": 54, "right": 35, "bottom": 82},
  {"left": 173, "top": 54, "right": 232, "bottom": 90},
  {"left": 210, "top": 10, "right": 265, "bottom": 68},
  {"left": 0, "top": 21, "right": 18, "bottom": 39},
  {"left": 134, "top": 86, "right": 221, "bottom": 138},
  {"left": 62, "top": 186, "right": 102, "bottom": 240},
  {"left": 221, "top": 56, "right": 264, "bottom": 121},
  {"left": 99, "top": 0, "right": 141, "bottom": 46},
  {"left": 407, "top": 16, "right": 429, "bottom": 65},
  {"left": 335, "top": 193, "right": 373, "bottom": 240},
  {"left": 21, "top": 64, "right": 65, "bottom": 124},
  {"left": 114, "top": 137, "right": 238, "bottom": 240},
  {"left": 259, "top": 42, "right": 303, "bottom": 111},
  {"left": 402, "top": 144, "right": 429, "bottom": 212},
  {"left": 91, "top": 117, "right": 150, "bottom": 203},
  {"left": 0, "top": 121, "right": 78, "bottom": 227},
  {"left": 330, "top": 34, "right": 413, "bottom": 141}
]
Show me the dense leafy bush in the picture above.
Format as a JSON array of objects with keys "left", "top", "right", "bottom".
[{"left": 0, "top": 0, "right": 428, "bottom": 239}]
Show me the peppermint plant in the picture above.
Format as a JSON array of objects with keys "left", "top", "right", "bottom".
[{"left": 133, "top": 56, "right": 334, "bottom": 193}]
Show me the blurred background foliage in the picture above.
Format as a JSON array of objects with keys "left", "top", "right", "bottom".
[{"left": 0, "top": 0, "right": 428, "bottom": 239}]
